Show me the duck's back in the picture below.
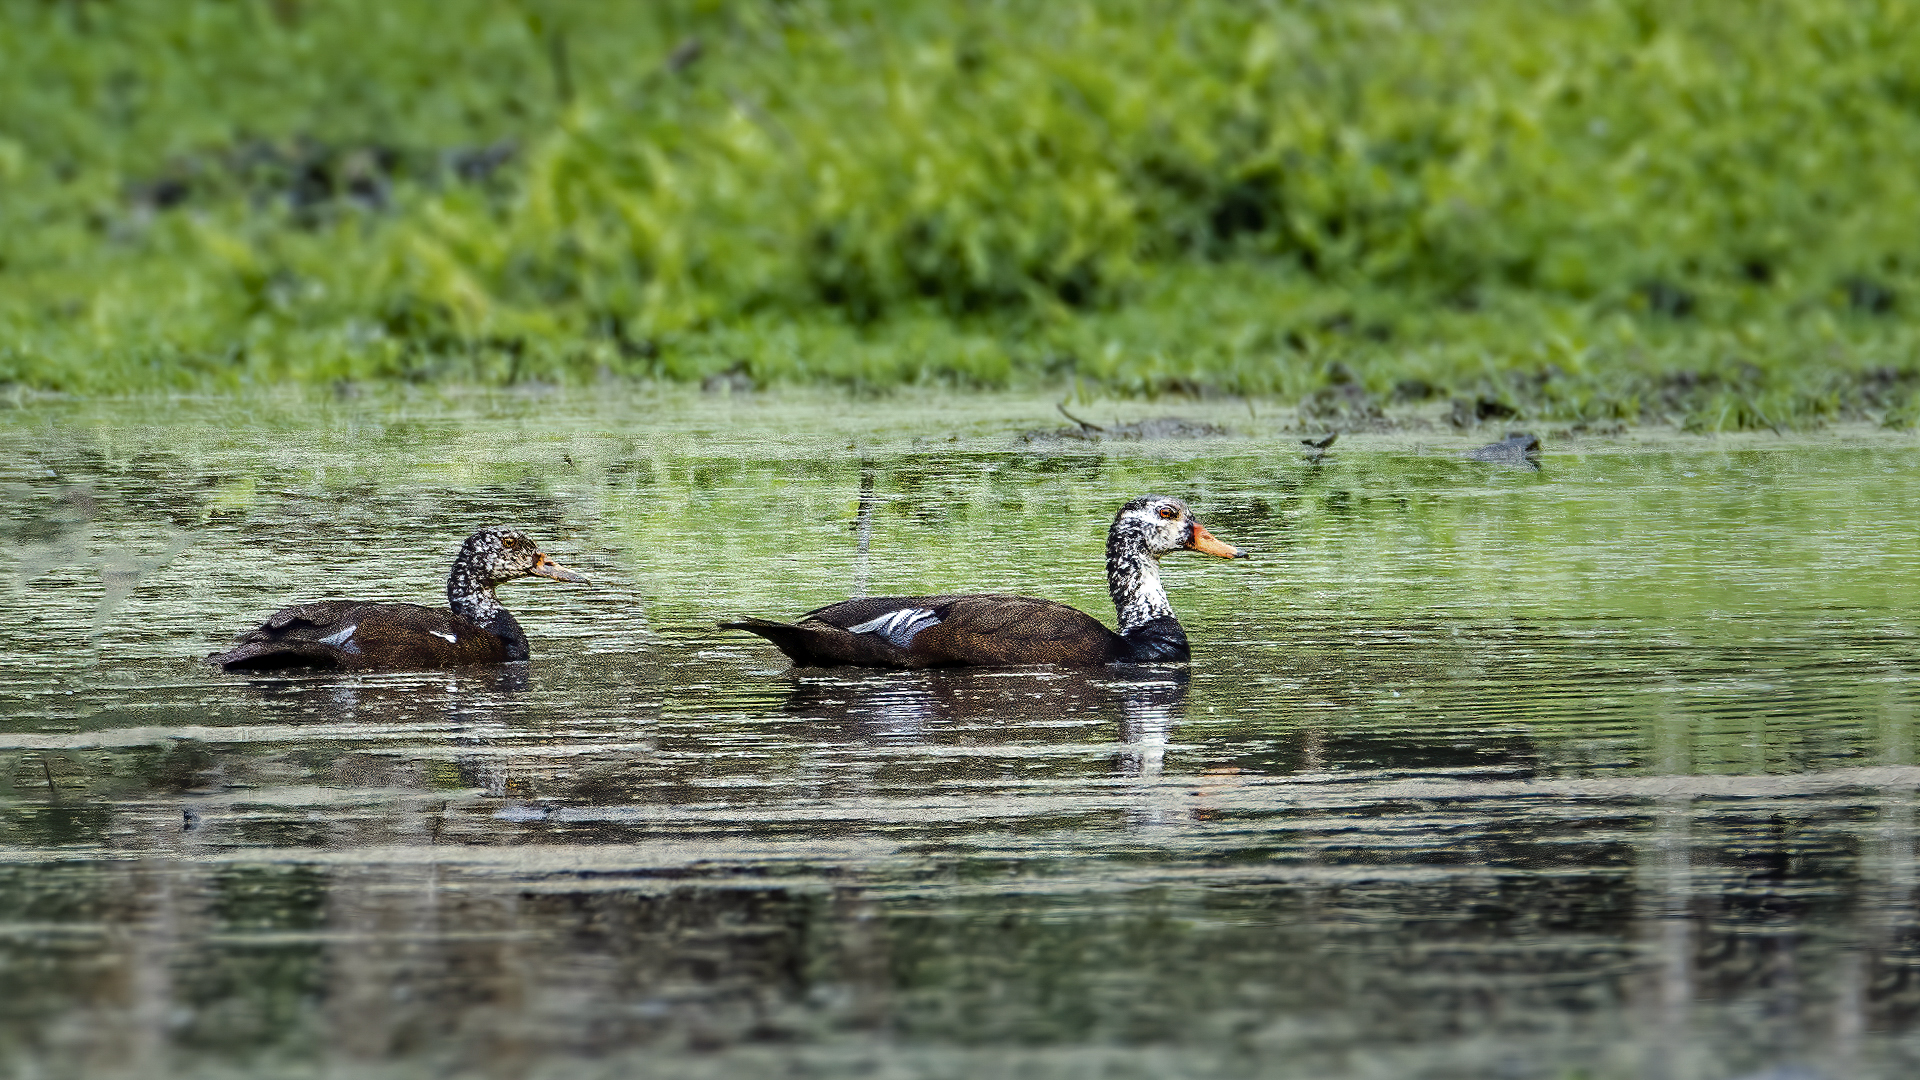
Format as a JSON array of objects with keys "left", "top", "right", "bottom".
[
  {"left": 209, "top": 601, "right": 509, "bottom": 671},
  {"left": 729, "top": 593, "right": 1121, "bottom": 668}
]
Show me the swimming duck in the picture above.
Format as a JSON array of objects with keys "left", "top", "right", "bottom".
[
  {"left": 725, "top": 495, "right": 1244, "bottom": 668},
  {"left": 208, "top": 526, "right": 587, "bottom": 672}
]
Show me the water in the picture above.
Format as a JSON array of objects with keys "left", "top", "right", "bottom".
[{"left": 3, "top": 389, "right": 1919, "bottom": 1079}]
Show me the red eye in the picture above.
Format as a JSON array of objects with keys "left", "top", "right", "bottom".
[{"left": 1157, "top": 506, "right": 1178, "bottom": 520}]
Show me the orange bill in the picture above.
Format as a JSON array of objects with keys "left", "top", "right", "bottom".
[
  {"left": 1187, "top": 523, "right": 1246, "bottom": 559},
  {"left": 530, "top": 554, "right": 589, "bottom": 583}
]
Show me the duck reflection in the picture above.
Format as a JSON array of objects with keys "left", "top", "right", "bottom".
[
  {"left": 201, "top": 663, "right": 631, "bottom": 825},
  {"left": 237, "top": 663, "right": 533, "bottom": 723},
  {"left": 775, "top": 664, "right": 1189, "bottom": 771},
  {"left": 780, "top": 673, "right": 942, "bottom": 740},
  {"left": 1112, "top": 668, "right": 1187, "bottom": 779}
]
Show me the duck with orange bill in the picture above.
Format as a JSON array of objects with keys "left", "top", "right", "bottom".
[{"left": 725, "top": 495, "right": 1245, "bottom": 668}]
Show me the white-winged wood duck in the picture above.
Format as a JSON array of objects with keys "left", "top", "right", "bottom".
[
  {"left": 208, "top": 526, "right": 587, "bottom": 672},
  {"left": 724, "top": 495, "right": 1244, "bottom": 668}
]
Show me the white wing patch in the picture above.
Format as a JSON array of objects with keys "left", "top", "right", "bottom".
[
  {"left": 846, "top": 607, "right": 941, "bottom": 648},
  {"left": 318, "top": 624, "right": 362, "bottom": 655},
  {"left": 430, "top": 630, "right": 458, "bottom": 644}
]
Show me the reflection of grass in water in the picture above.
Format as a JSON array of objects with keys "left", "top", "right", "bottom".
[
  {"left": 3, "top": 1, "right": 1920, "bottom": 427},
  {"left": 88, "top": 531, "right": 197, "bottom": 636},
  {"left": 8, "top": 389, "right": 1919, "bottom": 800},
  {"left": 1, "top": 392, "right": 1917, "bottom": 804},
  {"left": 10, "top": 389, "right": 1916, "bottom": 637}
]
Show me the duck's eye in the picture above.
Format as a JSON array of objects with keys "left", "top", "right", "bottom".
[{"left": 1156, "top": 506, "right": 1178, "bottom": 521}]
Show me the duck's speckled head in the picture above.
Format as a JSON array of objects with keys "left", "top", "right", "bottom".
[
  {"left": 441, "top": 527, "right": 585, "bottom": 655},
  {"left": 453, "top": 527, "right": 588, "bottom": 591},
  {"left": 1109, "top": 496, "right": 1245, "bottom": 560}
]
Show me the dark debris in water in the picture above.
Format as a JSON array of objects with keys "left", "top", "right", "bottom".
[
  {"left": 1466, "top": 431, "right": 1542, "bottom": 470},
  {"left": 1019, "top": 403, "right": 1233, "bottom": 443},
  {"left": 1301, "top": 432, "right": 1338, "bottom": 463}
]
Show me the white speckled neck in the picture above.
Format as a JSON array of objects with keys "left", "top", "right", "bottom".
[
  {"left": 1106, "top": 528, "right": 1173, "bottom": 633},
  {"left": 447, "top": 564, "right": 504, "bottom": 623}
]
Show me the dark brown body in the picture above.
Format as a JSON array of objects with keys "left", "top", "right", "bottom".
[
  {"left": 724, "top": 594, "right": 1161, "bottom": 669},
  {"left": 208, "top": 601, "right": 515, "bottom": 672}
]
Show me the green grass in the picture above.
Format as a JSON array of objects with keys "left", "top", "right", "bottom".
[{"left": 3, "top": 0, "right": 1919, "bottom": 427}]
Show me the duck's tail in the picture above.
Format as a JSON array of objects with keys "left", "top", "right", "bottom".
[{"left": 720, "top": 618, "right": 821, "bottom": 663}]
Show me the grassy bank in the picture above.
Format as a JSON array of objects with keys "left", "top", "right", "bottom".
[{"left": 3, "top": 0, "right": 1919, "bottom": 427}]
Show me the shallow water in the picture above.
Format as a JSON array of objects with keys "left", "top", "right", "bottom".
[{"left": 3, "top": 390, "right": 1919, "bottom": 1079}]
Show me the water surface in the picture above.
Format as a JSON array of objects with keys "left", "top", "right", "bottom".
[{"left": 2, "top": 391, "right": 1918, "bottom": 1079}]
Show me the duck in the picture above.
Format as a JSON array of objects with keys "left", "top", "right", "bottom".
[
  {"left": 208, "top": 526, "right": 587, "bottom": 672},
  {"left": 724, "top": 495, "right": 1244, "bottom": 668}
]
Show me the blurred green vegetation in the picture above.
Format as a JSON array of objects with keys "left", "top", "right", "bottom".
[{"left": 3, "top": 0, "right": 1919, "bottom": 427}]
